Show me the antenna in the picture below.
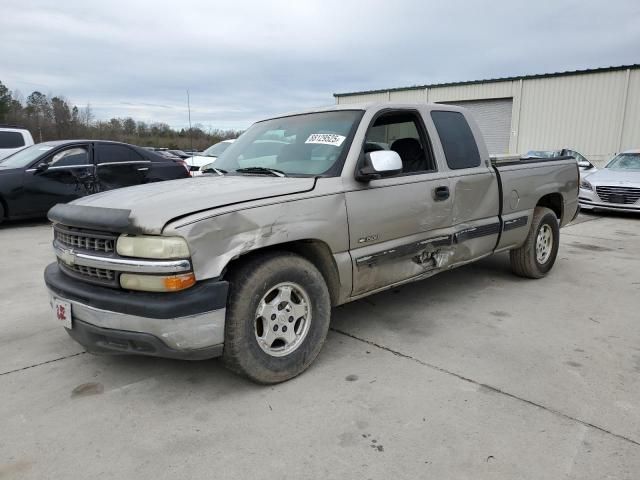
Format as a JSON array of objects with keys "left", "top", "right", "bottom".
[{"left": 187, "top": 89, "right": 193, "bottom": 153}]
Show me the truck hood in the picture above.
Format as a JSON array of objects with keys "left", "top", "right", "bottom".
[{"left": 56, "top": 176, "right": 316, "bottom": 234}]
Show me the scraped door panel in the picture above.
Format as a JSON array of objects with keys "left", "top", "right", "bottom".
[
  {"left": 446, "top": 170, "right": 501, "bottom": 265},
  {"left": 346, "top": 173, "right": 454, "bottom": 296}
]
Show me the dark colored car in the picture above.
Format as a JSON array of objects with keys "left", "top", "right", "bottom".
[
  {"left": 168, "top": 149, "right": 191, "bottom": 159},
  {"left": 0, "top": 140, "right": 190, "bottom": 222}
]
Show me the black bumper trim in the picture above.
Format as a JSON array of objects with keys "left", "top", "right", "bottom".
[
  {"left": 45, "top": 263, "right": 228, "bottom": 319},
  {"left": 67, "top": 319, "right": 223, "bottom": 360}
]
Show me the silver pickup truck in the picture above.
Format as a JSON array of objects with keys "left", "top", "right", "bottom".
[{"left": 44, "top": 103, "right": 579, "bottom": 383}]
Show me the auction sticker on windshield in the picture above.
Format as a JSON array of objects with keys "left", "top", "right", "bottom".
[{"left": 305, "top": 133, "right": 346, "bottom": 146}]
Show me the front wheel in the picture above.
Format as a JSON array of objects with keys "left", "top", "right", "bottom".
[
  {"left": 222, "top": 252, "right": 331, "bottom": 384},
  {"left": 509, "top": 206, "right": 560, "bottom": 279}
]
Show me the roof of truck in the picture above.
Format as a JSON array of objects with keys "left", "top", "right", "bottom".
[{"left": 262, "top": 102, "right": 461, "bottom": 121}]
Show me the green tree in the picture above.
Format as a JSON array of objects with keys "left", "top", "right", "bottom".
[
  {"left": 0, "top": 81, "right": 12, "bottom": 122},
  {"left": 122, "top": 117, "right": 136, "bottom": 135},
  {"left": 51, "top": 97, "right": 72, "bottom": 138}
]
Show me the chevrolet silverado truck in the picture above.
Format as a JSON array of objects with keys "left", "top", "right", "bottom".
[{"left": 44, "top": 103, "right": 580, "bottom": 383}]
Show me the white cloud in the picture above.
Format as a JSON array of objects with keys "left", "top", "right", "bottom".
[{"left": 1, "top": 0, "right": 639, "bottom": 129}]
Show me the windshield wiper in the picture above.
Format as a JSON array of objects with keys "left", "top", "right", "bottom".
[
  {"left": 202, "top": 167, "right": 227, "bottom": 176},
  {"left": 235, "top": 167, "right": 287, "bottom": 177}
]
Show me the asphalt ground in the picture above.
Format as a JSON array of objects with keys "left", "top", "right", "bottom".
[{"left": 1, "top": 212, "right": 638, "bottom": 479}]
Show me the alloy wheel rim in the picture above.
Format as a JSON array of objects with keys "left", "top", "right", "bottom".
[
  {"left": 254, "top": 282, "right": 312, "bottom": 357},
  {"left": 536, "top": 224, "right": 553, "bottom": 264}
]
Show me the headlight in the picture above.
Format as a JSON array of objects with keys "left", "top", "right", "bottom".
[
  {"left": 120, "top": 272, "right": 196, "bottom": 292},
  {"left": 116, "top": 235, "right": 190, "bottom": 259},
  {"left": 580, "top": 179, "right": 593, "bottom": 191}
]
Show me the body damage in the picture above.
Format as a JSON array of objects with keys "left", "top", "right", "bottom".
[{"left": 168, "top": 191, "right": 351, "bottom": 294}]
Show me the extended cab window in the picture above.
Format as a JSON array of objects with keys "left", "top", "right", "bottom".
[
  {"left": 96, "top": 144, "right": 145, "bottom": 164},
  {"left": 365, "top": 111, "right": 435, "bottom": 174},
  {"left": 431, "top": 111, "right": 481, "bottom": 170},
  {"left": 0, "top": 131, "right": 25, "bottom": 148},
  {"left": 48, "top": 147, "right": 89, "bottom": 167}
]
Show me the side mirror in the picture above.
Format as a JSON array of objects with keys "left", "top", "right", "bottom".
[
  {"left": 35, "top": 162, "right": 49, "bottom": 173},
  {"left": 356, "top": 150, "right": 403, "bottom": 181},
  {"left": 577, "top": 159, "right": 594, "bottom": 170}
]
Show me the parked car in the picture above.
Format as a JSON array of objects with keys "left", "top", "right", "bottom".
[
  {"left": 167, "top": 149, "right": 190, "bottom": 159},
  {"left": 44, "top": 103, "right": 578, "bottom": 383},
  {"left": 526, "top": 148, "right": 596, "bottom": 173},
  {"left": 0, "top": 125, "right": 34, "bottom": 160},
  {"left": 184, "top": 139, "right": 235, "bottom": 175},
  {"left": 0, "top": 140, "right": 190, "bottom": 222},
  {"left": 154, "top": 150, "right": 182, "bottom": 160},
  {"left": 579, "top": 149, "right": 640, "bottom": 213}
]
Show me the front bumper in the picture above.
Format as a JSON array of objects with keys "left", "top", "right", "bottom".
[
  {"left": 44, "top": 263, "right": 228, "bottom": 360},
  {"left": 579, "top": 187, "right": 640, "bottom": 213}
]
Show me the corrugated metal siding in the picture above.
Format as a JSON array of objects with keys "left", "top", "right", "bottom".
[
  {"left": 389, "top": 89, "right": 426, "bottom": 102},
  {"left": 621, "top": 69, "right": 640, "bottom": 151},
  {"left": 441, "top": 99, "right": 513, "bottom": 154},
  {"left": 429, "top": 81, "right": 515, "bottom": 102},
  {"left": 516, "top": 71, "right": 628, "bottom": 164},
  {"left": 335, "top": 68, "right": 640, "bottom": 165},
  {"left": 336, "top": 92, "right": 388, "bottom": 104}
]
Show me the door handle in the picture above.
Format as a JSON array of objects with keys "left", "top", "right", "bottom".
[
  {"left": 137, "top": 167, "right": 149, "bottom": 171},
  {"left": 434, "top": 186, "right": 450, "bottom": 201}
]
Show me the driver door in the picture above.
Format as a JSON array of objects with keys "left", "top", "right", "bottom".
[{"left": 346, "top": 110, "right": 454, "bottom": 295}]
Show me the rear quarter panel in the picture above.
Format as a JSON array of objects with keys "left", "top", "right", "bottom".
[{"left": 495, "top": 159, "right": 579, "bottom": 250}]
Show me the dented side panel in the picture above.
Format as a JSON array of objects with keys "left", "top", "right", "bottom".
[
  {"left": 168, "top": 192, "right": 350, "bottom": 288},
  {"left": 445, "top": 168, "right": 501, "bottom": 266},
  {"left": 345, "top": 172, "right": 455, "bottom": 295}
]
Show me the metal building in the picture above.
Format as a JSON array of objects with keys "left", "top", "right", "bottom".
[{"left": 334, "top": 64, "right": 640, "bottom": 165}]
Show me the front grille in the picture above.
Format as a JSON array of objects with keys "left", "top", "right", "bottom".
[
  {"left": 58, "top": 260, "right": 118, "bottom": 287},
  {"left": 54, "top": 225, "right": 116, "bottom": 254},
  {"left": 65, "top": 263, "right": 115, "bottom": 281},
  {"left": 596, "top": 186, "right": 640, "bottom": 205}
]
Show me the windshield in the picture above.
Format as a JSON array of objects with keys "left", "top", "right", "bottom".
[
  {"left": 0, "top": 144, "right": 54, "bottom": 168},
  {"left": 214, "top": 110, "right": 362, "bottom": 176},
  {"left": 606, "top": 153, "right": 640, "bottom": 170},
  {"left": 202, "top": 141, "right": 232, "bottom": 157}
]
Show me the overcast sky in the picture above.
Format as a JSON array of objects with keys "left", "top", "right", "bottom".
[{"left": 1, "top": 0, "right": 639, "bottom": 130}]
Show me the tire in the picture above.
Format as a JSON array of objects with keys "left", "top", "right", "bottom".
[
  {"left": 509, "top": 206, "right": 560, "bottom": 279},
  {"left": 0, "top": 202, "right": 4, "bottom": 224},
  {"left": 222, "top": 252, "right": 331, "bottom": 384}
]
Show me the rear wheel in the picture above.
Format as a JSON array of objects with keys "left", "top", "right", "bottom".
[
  {"left": 222, "top": 252, "right": 331, "bottom": 384},
  {"left": 510, "top": 206, "right": 560, "bottom": 279}
]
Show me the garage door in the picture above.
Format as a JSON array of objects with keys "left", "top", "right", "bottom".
[{"left": 440, "top": 98, "right": 513, "bottom": 154}]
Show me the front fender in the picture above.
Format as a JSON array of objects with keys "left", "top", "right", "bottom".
[{"left": 165, "top": 194, "right": 349, "bottom": 281}]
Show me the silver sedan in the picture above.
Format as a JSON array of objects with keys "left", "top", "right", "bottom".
[{"left": 579, "top": 150, "right": 640, "bottom": 213}]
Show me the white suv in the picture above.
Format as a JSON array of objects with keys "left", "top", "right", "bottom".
[{"left": 0, "top": 126, "right": 34, "bottom": 160}]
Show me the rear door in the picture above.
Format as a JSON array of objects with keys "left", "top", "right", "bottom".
[
  {"left": 346, "top": 109, "right": 455, "bottom": 295},
  {"left": 430, "top": 110, "right": 501, "bottom": 265},
  {"left": 22, "top": 144, "right": 95, "bottom": 215},
  {"left": 94, "top": 143, "right": 151, "bottom": 191}
]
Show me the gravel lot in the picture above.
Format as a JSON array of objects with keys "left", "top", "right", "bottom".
[{"left": 1, "top": 213, "right": 639, "bottom": 479}]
